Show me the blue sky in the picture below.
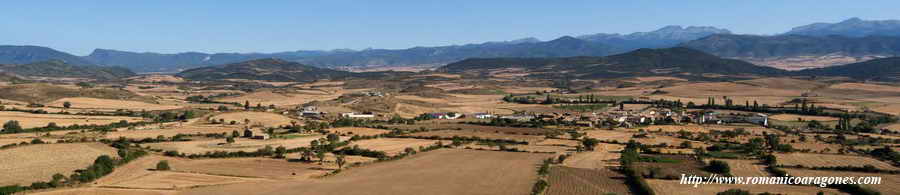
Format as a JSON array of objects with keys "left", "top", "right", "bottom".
[{"left": 1, "top": 0, "right": 898, "bottom": 55}]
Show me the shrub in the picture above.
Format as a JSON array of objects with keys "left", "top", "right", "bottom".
[
  {"left": 706, "top": 160, "right": 731, "bottom": 174},
  {"left": 156, "top": 160, "right": 171, "bottom": 171}
]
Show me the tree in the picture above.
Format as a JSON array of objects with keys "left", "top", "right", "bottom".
[
  {"left": 226, "top": 137, "right": 235, "bottom": 143},
  {"left": 156, "top": 160, "right": 171, "bottom": 171},
  {"left": 63, "top": 101, "right": 72, "bottom": 109},
  {"left": 218, "top": 105, "right": 229, "bottom": 111},
  {"left": 706, "top": 160, "right": 731, "bottom": 174},
  {"left": 244, "top": 100, "right": 251, "bottom": 110},
  {"left": 335, "top": 153, "right": 347, "bottom": 170},
  {"left": 3, "top": 120, "right": 23, "bottom": 133},
  {"left": 581, "top": 138, "right": 600, "bottom": 151},
  {"left": 232, "top": 130, "right": 240, "bottom": 138},
  {"left": 316, "top": 149, "right": 326, "bottom": 164},
  {"left": 275, "top": 146, "right": 287, "bottom": 158}
]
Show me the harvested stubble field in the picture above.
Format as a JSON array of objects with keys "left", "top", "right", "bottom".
[
  {"left": 646, "top": 179, "right": 844, "bottom": 195},
  {"left": 0, "top": 143, "right": 117, "bottom": 186},
  {"left": 215, "top": 89, "right": 352, "bottom": 107},
  {"left": 774, "top": 153, "right": 898, "bottom": 170},
  {"left": 328, "top": 127, "right": 390, "bottom": 136},
  {"left": 563, "top": 143, "right": 625, "bottom": 169},
  {"left": 535, "top": 139, "right": 581, "bottom": 147},
  {"left": 143, "top": 135, "right": 328, "bottom": 155},
  {"left": 785, "top": 168, "right": 900, "bottom": 193},
  {"left": 180, "top": 149, "right": 552, "bottom": 195},
  {"left": 31, "top": 188, "right": 177, "bottom": 195},
  {"left": 344, "top": 138, "right": 439, "bottom": 156},
  {"left": 584, "top": 130, "right": 634, "bottom": 143},
  {"left": 407, "top": 130, "right": 545, "bottom": 143},
  {"left": 209, "top": 111, "right": 296, "bottom": 127},
  {"left": 718, "top": 159, "right": 770, "bottom": 177},
  {"left": 545, "top": 166, "right": 632, "bottom": 195},
  {"left": 634, "top": 154, "right": 710, "bottom": 178},
  {"left": 104, "top": 171, "right": 259, "bottom": 190},
  {"left": 48, "top": 97, "right": 182, "bottom": 111},
  {"left": 0, "top": 111, "right": 146, "bottom": 128},
  {"left": 390, "top": 123, "right": 557, "bottom": 136},
  {"left": 105, "top": 125, "right": 241, "bottom": 139},
  {"left": 770, "top": 114, "right": 839, "bottom": 121}
]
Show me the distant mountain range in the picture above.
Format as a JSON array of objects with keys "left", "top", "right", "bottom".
[
  {"left": 176, "top": 58, "right": 355, "bottom": 82},
  {"left": 2, "top": 17, "right": 900, "bottom": 73},
  {"left": 0, "top": 60, "right": 135, "bottom": 80},
  {"left": 439, "top": 47, "right": 786, "bottom": 79},
  {"left": 0, "top": 46, "right": 94, "bottom": 65},
  {"left": 785, "top": 17, "right": 900, "bottom": 37}
]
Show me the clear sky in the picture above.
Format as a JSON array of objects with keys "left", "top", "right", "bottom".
[{"left": 2, "top": 0, "right": 898, "bottom": 55}]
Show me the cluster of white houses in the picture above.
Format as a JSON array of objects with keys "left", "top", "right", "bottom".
[{"left": 296, "top": 104, "right": 768, "bottom": 128}]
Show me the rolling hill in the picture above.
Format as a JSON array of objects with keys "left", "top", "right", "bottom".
[
  {"left": 0, "top": 45, "right": 94, "bottom": 65},
  {"left": 0, "top": 60, "right": 135, "bottom": 80},
  {"left": 176, "top": 58, "right": 356, "bottom": 82},
  {"left": 439, "top": 47, "right": 786, "bottom": 79},
  {"left": 797, "top": 57, "right": 900, "bottom": 81}
]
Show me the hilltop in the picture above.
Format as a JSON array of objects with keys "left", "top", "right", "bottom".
[
  {"left": 0, "top": 60, "right": 135, "bottom": 80},
  {"left": 176, "top": 58, "right": 355, "bottom": 82},
  {"left": 439, "top": 47, "right": 785, "bottom": 79}
]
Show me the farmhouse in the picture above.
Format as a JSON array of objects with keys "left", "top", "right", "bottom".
[
  {"left": 341, "top": 112, "right": 376, "bottom": 119},
  {"left": 427, "top": 112, "right": 463, "bottom": 120},
  {"left": 243, "top": 128, "right": 270, "bottom": 140},
  {"left": 473, "top": 113, "right": 494, "bottom": 119}
]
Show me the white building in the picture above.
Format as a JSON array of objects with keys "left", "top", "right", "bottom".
[{"left": 341, "top": 112, "right": 375, "bottom": 118}]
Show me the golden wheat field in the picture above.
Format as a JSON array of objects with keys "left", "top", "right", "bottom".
[
  {"left": 343, "top": 138, "right": 439, "bottom": 156},
  {"left": 718, "top": 159, "right": 770, "bottom": 177},
  {"left": 179, "top": 149, "right": 552, "bottom": 195},
  {"left": 0, "top": 111, "right": 146, "bottom": 129},
  {"left": 49, "top": 97, "right": 182, "bottom": 111},
  {"left": 562, "top": 144, "right": 625, "bottom": 169},
  {"left": 408, "top": 130, "right": 546, "bottom": 143},
  {"left": 104, "top": 125, "right": 241, "bottom": 139},
  {"left": 774, "top": 153, "right": 899, "bottom": 170},
  {"left": 545, "top": 166, "right": 632, "bottom": 195},
  {"left": 209, "top": 111, "right": 296, "bottom": 127},
  {"left": 0, "top": 143, "right": 117, "bottom": 186},
  {"left": 328, "top": 127, "right": 390, "bottom": 136},
  {"left": 31, "top": 188, "right": 177, "bottom": 195},
  {"left": 770, "top": 114, "right": 839, "bottom": 121},
  {"left": 143, "top": 135, "right": 329, "bottom": 155}
]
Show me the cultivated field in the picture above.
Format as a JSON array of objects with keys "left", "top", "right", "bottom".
[
  {"left": 104, "top": 125, "right": 241, "bottom": 139},
  {"left": 774, "top": 153, "right": 899, "bottom": 170},
  {"left": 770, "top": 114, "right": 839, "bottom": 121},
  {"left": 344, "top": 138, "right": 439, "bottom": 156},
  {"left": 180, "top": 149, "right": 552, "bottom": 195},
  {"left": 545, "top": 166, "right": 632, "bottom": 195},
  {"left": 143, "top": 135, "right": 328, "bottom": 155},
  {"left": 0, "top": 143, "right": 117, "bottom": 186},
  {"left": 31, "top": 188, "right": 177, "bottom": 195},
  {"left": 328, "top": 127, "right": 390, "bottom": 136},
  {"left": 0, "top": 111, "right": 145, "bottom": 128},
  {"left": 584, "top": 130, "right": 634, "bottom": 143},
  {"left": 563, "top": 143, "right": 625, "bottom": 169},
  {"left": 718, "top": 159, "right": 770, "bottom": 177},
  {"left": 105, "top": 171, "right": 257, "bottom": 189},
  {"left": 408, "top": 130, "right": 545, "bottom": 143},
  {"left": 48, "top": 97, "right": 181, "bottom": 111},
  {"left": 209, "top": 111, "right": 295, "bottom": 127}
]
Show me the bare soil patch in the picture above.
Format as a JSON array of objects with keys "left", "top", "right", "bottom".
[
  {"left": 0, "top": 143, "right": 117, "bottom": 186},
  {"left": 180, "top": 149, "right": 552, "bottom": 195},
  {"left": 774, "top": 153, "right": 898, "bottom": 170}
]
